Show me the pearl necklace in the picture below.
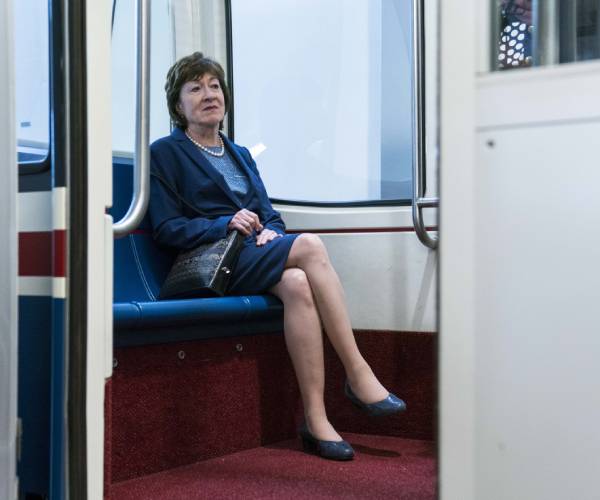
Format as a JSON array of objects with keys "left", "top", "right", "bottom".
[{"left": 185, "top": 130, "right": 225, "bottom": 157}]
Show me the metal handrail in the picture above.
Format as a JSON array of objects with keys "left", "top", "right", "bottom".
[
  {"left": 411, "top": 0, "right": 438, "bottom": 250},
  {"left": 113, "top": 0, "right": 151, "bottom": 237}
]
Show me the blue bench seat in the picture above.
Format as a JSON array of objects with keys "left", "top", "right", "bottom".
[
  {"left": 114, "top": 295, "right": 283, "bottom": 331},
  {"left": 112, "top": 159, "right": 283, "bottom": 347}
]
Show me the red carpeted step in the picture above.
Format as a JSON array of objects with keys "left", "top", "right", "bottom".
[
  {"left": 108, "top": 330, "right": 437, "bottom": 483},
  {"left": 110, "top": 434, "right": 436, "bottom": 500}
]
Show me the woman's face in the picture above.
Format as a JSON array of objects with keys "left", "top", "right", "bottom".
[{"left": 177, "top": 73, "right": 225, "bottom": 131}]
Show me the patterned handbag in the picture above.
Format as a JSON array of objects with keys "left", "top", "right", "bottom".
[
  {"left": 158, "top": 230, "right": 244, "bottom": 299},
  {"left": 151, "top": 171, "right": 245, "bottom": 299}
]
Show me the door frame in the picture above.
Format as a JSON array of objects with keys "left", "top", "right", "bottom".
[
  {"left": 85, "top": 0, "right": 113, "bottom": 498},
  {"left": 438, "top": 0, "right": 477, "bottom": 498},
  {"left": 0, "top": 0, "right": 19, "bottom": 498}
]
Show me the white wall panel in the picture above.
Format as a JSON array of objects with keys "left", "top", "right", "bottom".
[
  {"left": 279, "top": 205, "right": 438, "bottom": 332},
  {"left": 474, "top": 119, "right": 600, "bottom": 500},
  {"left": 323, "top": 232, "right": 437, "bottom": 332},
  {"left": 478, "top": 61, "right": 600, "bottom": 129}
]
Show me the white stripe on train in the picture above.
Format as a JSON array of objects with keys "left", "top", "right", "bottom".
[
  {"left": 18, "top": 276, "right": 66, "bottom": 298},
  {"left": 18, "top": 187, "right": 67, "bottom": 232}
]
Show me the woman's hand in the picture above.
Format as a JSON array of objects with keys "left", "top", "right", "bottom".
[
  {"left": 256, "top": 228, "right": 282, "bottom": 247},
  {"left": 228, "top": 208, "right": 263, "bottom": 236}
]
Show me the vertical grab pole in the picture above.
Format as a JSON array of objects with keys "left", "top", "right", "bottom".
[
  {"left": 113, "top": 0, "right": 150, "bottom": 237},
  {"left": 412, "top": 0, "right": 439, "bottom": 250}
]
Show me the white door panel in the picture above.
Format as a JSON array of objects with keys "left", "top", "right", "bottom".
[
  {"left": 473, "top": 118, "right": 600, "bottom": 500},
  {"left": 441, "top": 0, "right": 600, "bottom": 491},
  {"left": 441, "top": 57, "right": 600, "bottom": 499}
]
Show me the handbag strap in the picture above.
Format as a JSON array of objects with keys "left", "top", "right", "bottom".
[
  {"left": 238, "top": 147, "right": 253, "bottom": 168},
  {"left": 151, "top": 170, "right": 231, "bottom": 219}
]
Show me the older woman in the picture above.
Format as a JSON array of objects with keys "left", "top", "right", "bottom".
[{"left": 149, "top": 52, "right": 405, "bottom": 461}]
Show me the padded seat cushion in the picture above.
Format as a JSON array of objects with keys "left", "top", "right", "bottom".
[{"left": 113, "top": 295, "right": 283, "bottom": 330}]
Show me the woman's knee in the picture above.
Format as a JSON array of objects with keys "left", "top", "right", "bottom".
[
  {"left": 277, "top": 268, "right": 315, "bottom": 307},
  {"left": 293, "top": 233, "right": 329, "bottom": 264}
]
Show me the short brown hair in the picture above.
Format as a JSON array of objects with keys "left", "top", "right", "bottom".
[{"left": 165, "top": 52, "right": 230, "bottom": 129}]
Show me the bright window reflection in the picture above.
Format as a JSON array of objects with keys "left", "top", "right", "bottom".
[
  {"left": 15, "top": 0, "right": 49, "bottom": 163},
  {"left": 231, "top": 0, "right": 414, "bottom": 203},
  {"left": 111, "top": 0, "right": 173, "bottom": 155}
]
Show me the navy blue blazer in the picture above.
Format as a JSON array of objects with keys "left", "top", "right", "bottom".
[{"left": 148, "top": 127, "right": 286, "bottom": 250}]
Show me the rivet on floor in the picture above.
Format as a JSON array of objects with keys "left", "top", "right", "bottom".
[
  {"left": 178, "top": 350, "right": 186, "bottom": 360},
  {"left": 236, "top": 344, "right": 243, "bottom": 352},
  {"left": 113, "top": 358, "right": 118, "bottom": 369}
]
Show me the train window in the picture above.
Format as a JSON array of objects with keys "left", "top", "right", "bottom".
[
  {"left": 111, "top": 0, "right": 173, "bottom": 157},
  {"left": 493, "top": 0, "right": 600, "bottom": 70},
  {"left": 168, "top": 0, "right": 231, "bottom": 135},
  {"left": 14, "top": 0, "right": 50, "bottom": 164},
  {"left": 230, "top": 0, "right": 414, "bottom": 204}
]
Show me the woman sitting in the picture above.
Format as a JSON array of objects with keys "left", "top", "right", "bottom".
[{"left": 148, "top": 52, "right": 406, "bottom": 461}]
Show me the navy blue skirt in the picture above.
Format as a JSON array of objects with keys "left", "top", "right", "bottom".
[{"left": 228, "top": 233, "right": 300, "bottom": 295}]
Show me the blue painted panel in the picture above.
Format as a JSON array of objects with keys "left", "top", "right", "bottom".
[
  {"left": 18, "top": 295, "right": 52, "bottom": 498},
  {"left": 18, "top": 297, "right": 68, "bottom": 500},
  {"left": 18, "top": 166, "right": 52, "bottom": 193},
  {"left": 49, "top": 297, "right": 66, "bottom": 500}
]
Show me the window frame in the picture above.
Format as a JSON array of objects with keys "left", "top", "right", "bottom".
[{"left": 225, "top": 0, "right": 419, "bottom": 208}]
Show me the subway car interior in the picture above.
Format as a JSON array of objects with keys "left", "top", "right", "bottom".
[{"left": 2, "top": 0, "right": 600, "bottom": 499}]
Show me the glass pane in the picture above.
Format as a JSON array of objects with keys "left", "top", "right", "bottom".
[
  {"left": 111, "top": 0, "right": 173, "bottom": 156},
  {"left": 493, "top": 0, "right": 600, "bottom": 71},
  {"left": 559, "top": 0, "right": 600, "bottom": 63},
  {"left": 231, "top": 0, "right": 414, "bottom": 203},
  {"left": 14, "top": 0, "right": 49, "bottom": 163}
]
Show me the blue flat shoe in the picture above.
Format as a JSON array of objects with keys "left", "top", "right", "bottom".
[
  {"left": 344, "top": 380, "right": 407, "bottom": 417},
  {"left": 298, "top": 422, "right": 354, "bottom": 461}
]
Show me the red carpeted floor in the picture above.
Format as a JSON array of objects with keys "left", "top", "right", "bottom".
[
  {"left": 108, "top": 331, "right": 437, "bottom": 484},
  {"left": 110, "top": 434, "right": 436, "bottom": 500}
]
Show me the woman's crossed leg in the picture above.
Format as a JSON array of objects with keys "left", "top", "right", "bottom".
[{"left": 269, "top": 233, "right": 389, "bottom": 441}]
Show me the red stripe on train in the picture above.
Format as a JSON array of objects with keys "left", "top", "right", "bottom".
[
  {"left": 19, "top": 230, "right": 67, "bottom": 277},
  {"left": 287, "top": 226, "right": 438, "bottom": 234},
  {"left": 53, "top": 230, "right": 66, "bottom": 277},
  {"left": 130, "top": 226, "right": 438, "bottom": 235}
]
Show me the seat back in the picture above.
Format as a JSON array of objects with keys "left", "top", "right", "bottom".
[{"left": 111, "top": 159, "right": 175, "bottom": 303}]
